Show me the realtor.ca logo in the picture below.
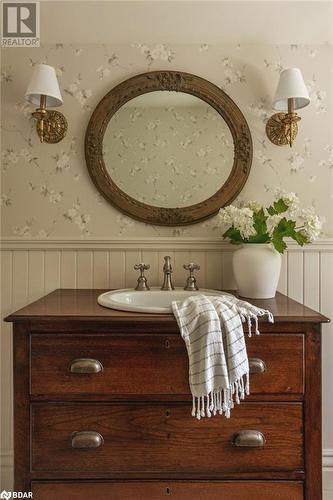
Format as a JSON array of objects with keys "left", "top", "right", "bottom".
[
  {"left": 1, "top": 2, "right": 40, "bottom": 47},
  {"left": 0, "top": 492, "right": 33, "bottom": 499}
]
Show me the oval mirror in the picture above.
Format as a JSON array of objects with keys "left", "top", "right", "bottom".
[{"left": 85, "top": 71, "right": 252, "bottom": 225}]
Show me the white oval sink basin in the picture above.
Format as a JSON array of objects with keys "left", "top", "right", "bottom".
[{"left": 98, "top": 287, "right": 231, "bottom": 314}]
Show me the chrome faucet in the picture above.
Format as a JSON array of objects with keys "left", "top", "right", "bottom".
[{"left": 161, "top": 256, "right": 175, "bottom": 291}]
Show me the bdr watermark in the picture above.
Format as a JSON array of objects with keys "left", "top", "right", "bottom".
[
  {"left": 0, "top": 491, "right": 32, "bottom": 499},
  {"left": 1, "top": 2, "right": 40, "bottom": 47}
]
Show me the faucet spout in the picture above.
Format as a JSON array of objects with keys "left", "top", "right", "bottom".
[{"left": 161, "top": 256, "right": 175, "bottom": 291}]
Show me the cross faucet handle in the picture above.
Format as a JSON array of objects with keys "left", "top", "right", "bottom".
[
  {"left": 183, "top": 263, "right": 200, "bottom": 275},
  {"left": 183, "top": 263, "right": 200, "bottom": 291},
  {"left": 134, "top": 263, "right": 150, "bottom": 274},
  {"left": 134, "top": 263, "right": 150, "bottom": 291}
]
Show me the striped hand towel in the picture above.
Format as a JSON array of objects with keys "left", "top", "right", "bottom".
[{"left": 172, "top": 294, "right": 273, "bottom": 419}]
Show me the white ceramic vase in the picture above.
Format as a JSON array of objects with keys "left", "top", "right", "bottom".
[{"left": 232, "top": 244, "right": 281, "bottom": 299}]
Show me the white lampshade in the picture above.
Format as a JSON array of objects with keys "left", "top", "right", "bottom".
[
  {"left": 25, "top": 64, "right": 63, "bottom": 107},
  {"left": 272, "top": 68, "right": 310, "bottom": 111}
]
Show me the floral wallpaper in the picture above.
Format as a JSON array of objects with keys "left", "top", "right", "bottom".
[
  {"left": 104, "top": 93, "right": 233, "bottom": 208},
  {"left": 1, "top": 42, "right": 332, "bottom": 238}
]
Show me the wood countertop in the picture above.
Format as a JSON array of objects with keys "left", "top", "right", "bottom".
[{"left": 5, "top": 289, "right": 330, "bottom": 324}]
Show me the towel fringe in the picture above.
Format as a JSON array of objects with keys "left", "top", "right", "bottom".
[
  {"left": 191, "top": 395, "right": 196, "bottom": 417},
  {"left": 245, "top": 372, "right": 250, "bottom": 395},
  {"left": 232, "top": 303, "right": 274, "bottom": 337},
  {"left": 200, "top": 396, "right": 205, "bottom": 418},
  {"left": 192, "top": 372, "right": 251, "bottom": 420}
]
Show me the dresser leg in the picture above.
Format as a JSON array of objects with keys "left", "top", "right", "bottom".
[
  {"left": 13, "top": 324, "right": 31, "bottom": 492},
  {"left": 304, "top": 326, "right": 322, "bottom": 500}
]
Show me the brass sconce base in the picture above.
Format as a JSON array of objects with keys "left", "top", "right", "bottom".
[
  {"left": 32, "top": 109, "right": 68, "bottom": 144},
  {"left": 266, "top": 112, "right": 301, "bottom": 147}
]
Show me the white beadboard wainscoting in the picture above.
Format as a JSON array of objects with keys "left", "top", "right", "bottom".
[{"left": 1, "top": 237, "right": 333, "bottom": 496}]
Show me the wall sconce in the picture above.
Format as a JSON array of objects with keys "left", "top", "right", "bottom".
[
  {"left": 25, "top": 64, "right": 67, "bottom": 144},
  {"left": 266, "top": 68, "right": 310, "bottom": 147}
]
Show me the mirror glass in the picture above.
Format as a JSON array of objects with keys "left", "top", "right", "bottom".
[{"left": 103, "top": 91, "right": 234, "bottom": 208}]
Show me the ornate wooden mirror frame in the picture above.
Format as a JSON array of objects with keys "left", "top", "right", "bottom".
[{"left": 85, "top": 71, "right": 253, "bottom": 226}]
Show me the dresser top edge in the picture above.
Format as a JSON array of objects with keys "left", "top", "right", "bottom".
[{"left": 4, "top": 289, "right": 330, "bottom": 325}]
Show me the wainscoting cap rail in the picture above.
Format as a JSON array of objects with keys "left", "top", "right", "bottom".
[{"left": 1, "top": 237, "right": 333, "bottom": 251}]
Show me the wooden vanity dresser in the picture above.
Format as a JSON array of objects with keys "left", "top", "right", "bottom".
[{"left": 5, "top": 289, "right": 329, "bottom": 500}]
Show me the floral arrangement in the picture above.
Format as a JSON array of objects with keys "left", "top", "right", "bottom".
[{"left": 218, "top": 191, "right": 323, "bottom": 253}]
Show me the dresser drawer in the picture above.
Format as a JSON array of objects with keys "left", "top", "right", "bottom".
[
  {"left": 31, "top": 480, "right": 303, "bottom": 500},
  {"left": 31, "top": 402, "right": 303, "bottom": 474},
  {"left": 30, "top": 334, "right": 189, "bottom": 397},
  {"left": 30, "top": 333, "right": 304, "bottom": 397}
]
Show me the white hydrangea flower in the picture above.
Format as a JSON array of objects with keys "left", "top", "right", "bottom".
[
  {"left": 219, "top": 205, "right": 256, "bottom": 239},
  {"left": 299, "top": 208, "right": 322, "bottom": 242},
  {"left": 218, "top": 205, "right": 237, "bottom": 226},
  {"left": 266, "top": 214, "right": 283, "bottom": 235},
  {"left": 283, "top": 193, "right": 300, "bottom": 214},
  {"left": 275, "top": 189, "right": 300, "bottom": 213},
  {"left": 244, "top": 200, "right": 263, "bottom": 212}
]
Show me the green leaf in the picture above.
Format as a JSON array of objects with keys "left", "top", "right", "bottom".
[
  {"left": 267, "top": 199, "right": 289, "bottom": 216},
  {"left": 293, "top": 230, "right": 309, "bottom": 246},
  {"left": 271, "top": 232, "right": 287, "bottom": 253},
  {"left": 253, "top": 208, "right": 268, "bottom": 237},
  {"left": 247, "top": 233, "right": 270, "bottom": 244},
  {"left": 271, "top": 221, "right": 290, "bottom": 253},
  {"left": 223, "top": 227, "right": 243, "bottom": 244},
  {"left": 275, "top": 218, "right": 296, "bottom": 238},
  {"left": 273, "top": 199, "right": 289, "bottom": 214},
  {"left": 271, "top": 220, "right": 311, "bottom": 253}
]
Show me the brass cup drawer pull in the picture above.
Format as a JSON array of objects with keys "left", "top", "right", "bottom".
[
  {"left": 249, "top": 357, "right": 266, "bottom": 374},
  {"left": 233, "top": 430, "right": 266, "bottom": 448},
  {"left": 71, "top": 431, "right": 104, "bottom": 449},
  {"left": 69, "top": 358, "right": 104, "bottom": 374}
]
